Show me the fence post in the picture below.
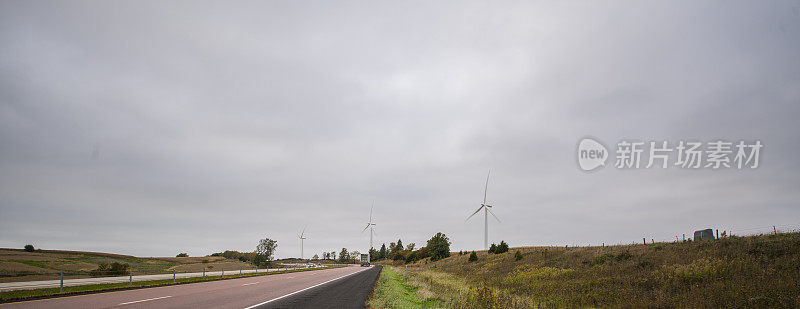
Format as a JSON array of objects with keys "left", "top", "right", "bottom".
[
  {"left": 203, "top": 268, "right": 206, "bottom": 280},
  {"left": 774, "top": 226, "right": 777, "bottom": 235},
  {"left": 60, "top": 271, "right": 64, "bottom": 293},
  {"left": 240, "top": 267, "right": 242, "bottom": 277},
  {"left": 643, "top": 238, "right": 646, "bottom": 245},
  {"left": 173, "top": 269, "right": 176, "bottom": 283},
  {"left": 222, "top": 269, "right": 224, "bottom": 278},
  {"left": 129, "top": 267, "right": 133, "bottom": 286}
]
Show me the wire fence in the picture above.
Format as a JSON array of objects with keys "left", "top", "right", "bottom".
[{"left": 555, "top": 222, "right": 800, "bottom": 248}]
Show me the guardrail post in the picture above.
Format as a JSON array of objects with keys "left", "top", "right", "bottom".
[
  {"left": 129, "top": 268, "right": 133, "bottom": 286},
  {"left": 173, "top": 269, "right": 176, "bottom": 283},
  {"left": 240, "top": 267, "right": 242, "bottom": 277},
  {"left": 203, "top": 267, "right": 206, "bottom": 280},
  {"left": 222, "top": 269, "right": 224, "bottom": 278},
  {"left": 60, "top": 271, "right": 64, "bottom": 293}
]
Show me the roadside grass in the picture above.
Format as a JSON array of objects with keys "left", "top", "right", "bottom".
[
  {"left": 368, "top": 266, "right": 444, "bottom": 308},
  {"left": 0, "top": 266, "right": 341, "bottom": 302},
  {"left": 405, "top": 232, "right": 800, "bottom": 308}
]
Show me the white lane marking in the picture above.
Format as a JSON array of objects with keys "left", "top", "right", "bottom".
[
  {"left": 243, "top": 268, "right": 369, "bottom": 309},
  {"left": 287, "top": 277, "right": 295, "bottom": 279},
  {"left": 243, "top": 282, "right": 260, "bottom": 286},
  {"left": 119, "top": 295, "right": 172, "bottom": 305}
]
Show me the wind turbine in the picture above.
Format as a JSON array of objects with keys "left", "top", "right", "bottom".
[
  {"left": 298, "top": 227, "right": 307, "bottom": 260},
  {"left": 362, "top": 202, "right": 376, "bottom": 262},
  {"left": 466, "top": 170, "right": 501, "bottom": 250}
]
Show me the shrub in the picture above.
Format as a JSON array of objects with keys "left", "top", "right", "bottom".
[
  {"left": 24, "top": 245, "right": 35, "bottom": 252},
  {"left": 469, "top": 251, "right": 478, "bottom": 262},
  {"left": 514, "top": 250, "right": 523, "bottom": 261},
  {"left": 176, "top": 253, "right": 188, "bottom": 257},
  {"left": 489, "top": 243, "right": 498, "bottom": 254},
  {"left": 497, "top": 241, "right": 509, "bottom": 254}
]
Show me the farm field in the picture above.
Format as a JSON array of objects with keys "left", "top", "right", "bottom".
[{"left": 0, "top": 249, "right": 253, "bottom": 282}]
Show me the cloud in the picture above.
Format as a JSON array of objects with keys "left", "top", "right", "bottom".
[{"left": 1, "top": 1, "right": 799, "bottom": 257}]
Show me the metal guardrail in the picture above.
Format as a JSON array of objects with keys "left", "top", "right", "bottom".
[{"left": 0, "top": 264, "right": 348, "bottom": 292}]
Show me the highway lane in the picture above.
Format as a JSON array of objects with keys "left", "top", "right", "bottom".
[
  {"left": 256, "top": 265, "right": 381, "bottom": 309},
  {"left": 0, "top": 268, "right": 302, "bottom": 292},
  {"left": 0, "top": 265, "right": 374, "bottom": 309}
]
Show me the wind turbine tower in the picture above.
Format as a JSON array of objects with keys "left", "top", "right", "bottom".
[
  {"left": 466, "top": 170, "right": 501, "bottom": 250},
  {"left": 298, "top": 227, "right": 307, "bottom": 260},
  {"left": 362, "top": 202, "right": 376, "bottom": 262}
]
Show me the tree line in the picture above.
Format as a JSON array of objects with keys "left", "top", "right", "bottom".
[{"left": 369, "top": 232, "right": 452, "bottom": 264}]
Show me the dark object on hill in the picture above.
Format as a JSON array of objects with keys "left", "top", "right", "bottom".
[
  {"left": 24, "top": 245, "right": 35, "bottom": 252},
  {"left": 694, "top": 229, "right": 715, "bottom": 241},
  {"left": 489, "top": 243, "right": 498, "bottom": 253},
  {"left": 90, "top": 262, "right": 129, "bottom": 277},
  {"left": 469, "top": 251, "right": 478, "bottom": 262},
  {"left": 176, "top": 253, "right": 188, "bottom": 257},
  {"left": 514, "top": 250, "right": 523, "bottom": 261}
]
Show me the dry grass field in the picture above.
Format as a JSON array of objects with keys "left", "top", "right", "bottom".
[{"left": 382, "top": 232, "right": 800, "bottom": 308}]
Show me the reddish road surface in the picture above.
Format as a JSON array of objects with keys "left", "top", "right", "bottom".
[{"left": 0, "top": 265, "right": 379, "bottom": 309}]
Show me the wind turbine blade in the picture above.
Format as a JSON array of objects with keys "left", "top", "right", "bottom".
[
  {"left": 362, "top": 223, "right": 370, "bottom": 232},
  {"left": 466, "top": 205, "right": 484, "bottom": 221},
  {"left": 301, "top": 226, "right": 306, "bottom": 237},
  {"left": 487, "top": 207, "right": 501, "bottom": 223},
  {"left": 370, "top": 201, "right": 374, "bottom": 222},
  {"left": 483, "top": 170, "right": 491, "bottom": 205}
]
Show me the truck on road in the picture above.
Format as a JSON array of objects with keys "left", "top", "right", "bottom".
[{"left": 360, "top": 253, "right": 370, "bottom": 267}]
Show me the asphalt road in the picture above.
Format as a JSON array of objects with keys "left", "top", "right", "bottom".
[
  {"left": 253, "top": 265, "right": 381, "bottom": 309},
  {"left": 0, "top": 265, "right": 380, "bottom": 309}
]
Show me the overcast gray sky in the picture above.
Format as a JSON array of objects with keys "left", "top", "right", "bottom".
[{"left": 1, "top": 1, "right": 799, "bottom": 258}]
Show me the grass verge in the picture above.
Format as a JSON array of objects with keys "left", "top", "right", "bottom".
[
  {"left": 368, "top": 266, "right": 444, "bottom": 308},
  {"left": 1, "top": 266, "right": 342, "bottom": 303}
]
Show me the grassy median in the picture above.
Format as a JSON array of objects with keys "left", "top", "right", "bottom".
[{"left": 1, "top": 266, "right": 341, "bottom": 302}]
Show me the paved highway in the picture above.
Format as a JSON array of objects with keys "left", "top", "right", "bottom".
[{"left": 0, "top": 265, "right": 379, "bottom": 309}]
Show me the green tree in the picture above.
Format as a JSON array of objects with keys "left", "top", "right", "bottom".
[
  {"left": 176, "top": 253, "right": 188, "bottom": 257},
  {"left": 339, "top": 248, "right": 350, "bottom": 263},
  {"left": 254, "top": 238, "right": 277, "bottom": 267},
  {"left": 405, "top": 251, "right": 417, "bottom": 264},
  {"left": 427, "top": 232, "right": 451, "bottom": 261},
  {"left": 379, "top": 243, "right": 387, "bottom": 259},
  {"left": 406, "top": 243, "right": 415, "bottom": 251},
  {"left": 24, "top": 245, "right": 35, "bottom": 252},
  {"left": 489, "top": 243, "right": 497, "bottom": 254},
  {"left": 469, "top": 251, "right": 478, "bottom": 262},
  {"left": 514, "top": 250, "right": 523, "bottom": 261},
  {"left": 396, "top": 239, "right": 403, "bottom": 252},
  {"left": 312, "top": 254, "right": 319, "bottom": 260}
]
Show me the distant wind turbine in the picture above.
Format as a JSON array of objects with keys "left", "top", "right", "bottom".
[
  {"left": 466, "top": 170, "right": 501, "bottom": 250},
  {"left": 362, "top": 201, "right": 376, "bottom": 262},
  {"left": 298, "top": 227, "right": 307, "bottom": 260}
]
